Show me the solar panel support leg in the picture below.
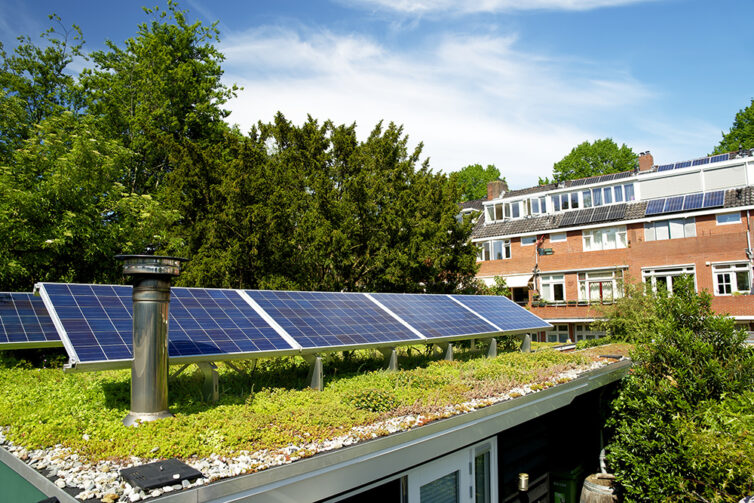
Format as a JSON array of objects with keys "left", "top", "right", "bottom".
[
  {"left": 438, "top": 343, "right": 453, "bottom": 361},
  {"left": 197, "top": 362, "right": 219, "bottom": 403},
  {"left": 170, "top": 364, "right": 190, "bottom": 379},
  {"left": 520, "top": 333, "right": 532, "bottom": 353},
  {"left": 487, "top": 338, "right": 497, "bottom": 358},
  {"left": 470, "top": 339, "right": 476, "bottom": 351},
  {"left": 380, "top": 348, "right": 398, "bottom": 371},
  {"left": 304, "top": 355, "right": 323, "bottom": 391}
]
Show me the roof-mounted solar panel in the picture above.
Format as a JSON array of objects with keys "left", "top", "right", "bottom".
[
  {"left": 559, "top": 212, "right": 578, "bottom": 227},
  {"left": 663, "top": 196, "right": 684, "bottom": 213},
  {"left": 657, "top": 164, "right": 674, "bottom": 172},
  {"left": 683, "top": 193, "right": 703, "bottom": 211},
  {"left": 645, "top": 199, "right": 666, "bottom": 216},
  {"left": 449, "top": 295, "right": 550, "bottom": 332},
  {"left": 606, "top": 204, "right": 626, "bottom": 220},
  {"left": 674, "top": 161, "right": 692, "bottom": 169},
  {"left": 703, "top": 190, "right": 725, "bottom": 208},
  {"left": 692, "top": 157, "right": 709, "bottom": 166},
  {"left": 592, "top": 206, "right": 610, "bottom": 222},
  {"left": 612, "top": 171, "right": 632, "bottom": 180},
  {"left": 598, "top": 173, "right": 616, "bottom": 182},
  {"left": 709, "top": 153, "right": 729, "bottom": 163},
  {"left": 574, "top": 208, "right": 595, "bottom": 225},
  {"left": 0, "top": 293, "right": 61, "bottom": 348},
  {"left": 570, "top": 178, "right": 586, "bottom": 187}
]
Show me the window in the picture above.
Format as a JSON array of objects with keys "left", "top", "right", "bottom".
[
  {"left": 582, "top": 190, "right": 592, "bottom": 208},
  {"left": 521, "top": 236, "right": 536, "bottom": 246},
  {"left": 716, "top": 212, "right": 740, "bottom": 225},
  {"left": 624, "top": 183, "right": 635, "bottom": 201},
  {"left": 547, "top": 324, "right": 570, "bottom": 343},
  {"left": 582, "top": 226, "right": 628, "bottom": 252},
  {"left": 644, "top": 218, "right": 696, "bottom": 241},
  {"left": 603, "top": 186, "right": 612, "bottom": 204},
  {"left": 712, "top": 263, "right": 751, "bottom": 295},
  {"left": 574, "top": 324, "right": 606, "bottom": 341},
  {"left": 511, "top": 202, "right": 520, "bottom": 218},
  {"left": 614, "top": 185, "right": 623, "bottom": 202},
  {"left": 550, "top": 232, "right": 567, "bottom": 242},
  {"left": 530, "top": 198, "right": 539, "bottom": 215},
  {"left": 592, "top": 188, "right": 602, "bottom": 206},
  {"left": 552, "top": 195, "right": 561, "bottom": 212},
  {"left": 476, "top": 240, "right": 511, "bottom": 261},
  {"left": 642, "top": 266, "right": 695, "bottom": 294},
  {"left": 540, "top": 274, "right": 565, "bottom": 302},
  {"left": 561, "top": 193, "right": 570, "bottom": 210},
  {"left": 578, "top": 270, "right": 623, "bottom": 303},
  {"left": 571, "top": 192, "right": 579, "bottom": 209}
]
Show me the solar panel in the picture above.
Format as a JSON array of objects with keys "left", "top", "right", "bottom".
[
  {"left": 692, "top": 157, "right": 710, "bottom": 166},
  {"left": 559, "top": 212, "right": 578, "bottom": 227},
  {"left": 645, "top": 199, "right": 666, "bottom": 216},
  {"left": 709, "top": 153, "right": 729, "bottom": 163},
  {"left": 246, "top": 290, "right": 421, "bottom": 349},
  {"left": 0, "top": 293, "right": 61, "bottom": 348},
  {"left": 607, "top": 204, "right": 627, "bottom": 220},
  {"left": 612, "top": 171, "right": 632, "bottom": 180},
  {"left": 574, "top": 208, "right": 595, "bottom": 225},
  {"left": 370, "top": 293, "right": 498, "bottom": 339},
  {"left": 663, "top": 196, "right": 684, "bottom": 213},
  {"left": 598, "top": 173, "right": 616, "bottom": 182},
  {"left": 592, "top": 206, "right": 610, "bottom": 223},
  {"left": 674, "top": 161, "right": 692, "bottom": 169},
  {"left": 683, "top": 193, "right": 703, "bottom": 211},
  {"left": 449, "top": 295, "right": 550, "bottom": 332},
  {"left": 703, "top": 190, "right": 725, "bottom": 208},
  {"left": 583, "top": 176, "right": 600, "bottom": 185},
  {"left": 657, "top": 164, "right": 674, "bottom": 172},
  {"left": 38, "top": 283, "right": 294, "bottom": 367},
  {"left": 570, "top": 178, "right": 586, "bottom": 187}
]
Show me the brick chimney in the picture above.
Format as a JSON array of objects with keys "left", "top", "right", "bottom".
[
  {"left": 487, "top": 179, "right": 509, "bottom": 200},
  {"left": 638, "top": 151, "right": 654, "bottom": 172}
]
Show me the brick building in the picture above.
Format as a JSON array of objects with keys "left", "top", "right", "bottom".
[{"left": 470, "top": 150, "right": 754, "bottom": 343}]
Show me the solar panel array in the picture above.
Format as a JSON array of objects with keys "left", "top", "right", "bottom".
[
  {"left": 644, "top": 190, "right": 726, "bottom": 217},
  {"left": 37, "top": 284, "right": 549, "bottom": 370},
  {"left": 557, "top": 202, "right": 628, "bottom": 229},
  {"left": 450, "top": 295, "right": 550, "bottom": 331},
  {"left": 657, "top": 164, "right": 674, "bottom": 172},
  {"left": 709, "top": 153, "right": 730, "bottom": 163},
  {"left": 0, "top": 293, "right": 60, "bottom": 348},
  {"left": 657, "top": 152, "right": 733, "bottom": 172}
]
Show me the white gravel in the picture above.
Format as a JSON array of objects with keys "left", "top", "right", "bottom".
[{"left": 0, "top": 358, "right": 619, "bottom": 502}]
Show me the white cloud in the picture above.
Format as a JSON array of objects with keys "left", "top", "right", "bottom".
[
  {"left": 339, "top": 0, "right": 658, "bottom": 14},
  {"left": 220, "top": 26, "right": 669, "bottom": 188}
]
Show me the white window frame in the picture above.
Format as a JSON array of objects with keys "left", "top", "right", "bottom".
[
  {"left": 712, "top": 262, "right": 751, "bottom": 296},
  {"left": 578, "top": 270, "right": 623, "bottom": 303},
  {"left": 582, "top": 226, "right": 627, "bottom": 252},
  {"left": 547, "top": 324, "right": 570, "bottom": 343},
  {"left": 644, "top": 217, "right": 696, "bottom": 241},
  {"left": 540, "top": 274, "right": 565, "bottom": 303},
  {"left": 642, "top": 265, "right": 696, "bottom": 294},
  {"left": 716, "top": 211, "right": 741, "bottom": 225},
  {"left": 550, "top": 232, "right": 567, "bottom": 242},
  {"left": 476, "top": 239, "right": 511, "bottom": 261}
]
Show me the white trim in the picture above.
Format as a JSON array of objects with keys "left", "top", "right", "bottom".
[
  {"left": 364, "top": 293, "right": 427, "bottom": 340},
  {"left": 539, "top": 265, "right": 629, "bottom": 275},
  {"left": 716, "top": 211, "right": 742, "bottom": 225},
  {"left": 540, "top": 317, "right": 598, "bottom": 323},
  {"left": 710, "top": 259, "right": 753, "bottom": 266},
  {"left": 35, "top": 283, "right": 80, "bottom": 364},
  {"left": 640, "top": 263, "right": 696, "bottom": 271},
  {"left": 447, "top": 296, "right": 502, "bottom": 331},
  {"left": 236, "top": 290, "right": 303, "bottom": 351}
]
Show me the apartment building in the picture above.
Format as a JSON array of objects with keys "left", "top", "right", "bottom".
[{"left": 470, "top": 150, "right": 754, "bottom": 343}]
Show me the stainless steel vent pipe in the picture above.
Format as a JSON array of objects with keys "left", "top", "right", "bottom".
[{"left": 116, "top": 255, "right": 187, "bottom": 427}]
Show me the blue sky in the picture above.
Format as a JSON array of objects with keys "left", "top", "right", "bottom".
[{"left": 1, "top": 0, "right": 752, "bottom": 188}]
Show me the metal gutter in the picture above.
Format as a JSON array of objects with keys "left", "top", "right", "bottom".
[
  {"left": 0, "top": 445, "right": 78, "bottom": 503},
  {"left": 146, "top": 359, "right": 630, "bottom": 503}
]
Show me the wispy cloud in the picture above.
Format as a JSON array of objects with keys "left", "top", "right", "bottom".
[
  {"left": 219, "top": 25, "right": 713, "bottom": 187},
  {"left": 339, "top": 0, "right": 659, "bottom": 14}
]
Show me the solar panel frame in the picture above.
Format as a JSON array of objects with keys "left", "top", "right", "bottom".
[
  {"left": 612, "top": 171, "right": 632, "bottom": 180},
  {"left": 709, "top": 153, "right": 729, "bottom": 163},
  {"left": 38, "top": 283, "right": 299, "bottom": 371},
  {"left": 674, "top": 161, "right": 692, "bottom": 169},
  {"left": 370, "top": 293, "right": 499, "bottom": 340},
  {"left": 663, "top": 196, "right": 684, "bottom": 214},
  {"left": 570, "top": 178, "right": 586, "bottom": 187},
  {"left": 683, "top": 193, "right": 703, "bottom": 211},
  {"left": 645, "top": 199, "right": 666, "bottom": 216},
  {"left": 574, "top": 208, "right": 595, "bottom": 225},
  {"left": 559, "top": 212, "right": 578, "bottom": 227},
  {"left": 0, "top": 293, "right": 61, "bottom": 349},
  {"left": 606, "top": 204, "right": 627, "bottom": 221},
  {"left": 703, "top": 190, "right": 725, "bottom": 208},
  {"left": 657, "top": 164, "right": 674, "bottom": 172},
  {"left": 691, "top": 157, "right": 710, "bottom": 166},
  {"left": 449, "top": 295, "right": 551, "bottom": 332},
  {"left": 245, "top": 290, "right": 423, "bottom": 349},
  {"left": 598, "top": 173, "right": 616, "bottom": 182},
  {"left": 591, "top": 206, "right": 610, "bottom": 223}
]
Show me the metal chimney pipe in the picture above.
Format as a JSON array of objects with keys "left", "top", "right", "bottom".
[{"left": 115, "top": 255, "right": 187, "bottom": 426}]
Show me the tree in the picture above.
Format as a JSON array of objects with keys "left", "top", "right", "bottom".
[
  {"left": 452, "top": 164, "right": 502, "bottom": 202},
  {"left": 714, "top": 98, "right": 754, "bottom": 154},
  {"left": 541, "top": 138, "right": 637, "bottom": 184}
]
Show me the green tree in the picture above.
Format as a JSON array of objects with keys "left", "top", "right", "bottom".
[
  {"left": 714, "top": 98, "right": 754, "bottom": 154},
  {"left": 452, "top": 163, "right": 502, "bottom": 201},
  {"left": 541, "top": 138, "right": 637, "bottom": 184}
]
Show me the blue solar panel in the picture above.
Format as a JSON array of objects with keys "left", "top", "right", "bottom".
[
  {"left": 703, "top": 190, "right": 725, "bottom": 208},
  {"left": 674, "top": 161, "right": 692, "bottom": 169},
  {"left": 691, "top": 157, "right": 710, "bottom": 166},
  {"left": 645, "top": 199, "right": 666, "bottom": 216},
  {"left": 449, "top": 295, "right": 550, "bottom": 332},
  {"left": 683, "top": 193, "right": 703, "bottom": 211},
  {"left": 0, "top": 293, "right": 60, "bottom": 347},
  {"left": 246, "top": 290, "right": 420, "bottom": 348},
  {"left": 657, "top": 164, "right": 674, "bottom": 171},
  {"left": 371, "top": 293, "right": 497, "bottom": 339},
  {"left": 709, "top": 153, "right": 729, "bottom": 163},
  {"left": 39, "top": 283, "right": 292, "bottom": 364},
  {"left": 663, "top": 196, "right": 684, "bottom": 213}
]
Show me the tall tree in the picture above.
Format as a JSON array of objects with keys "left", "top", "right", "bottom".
[
  {"left": 714, "top": 98, "right": 754, "bottom": 154},
  {"left": 452, "top": 163, "right": 502, "bottom": 202},
  {"left": 541, "top": 138, "right": 637, "bottom": 184}
]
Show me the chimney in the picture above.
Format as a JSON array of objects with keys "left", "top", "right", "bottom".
[
  {"left": 638, "top": 151, "right": 654, "bottom": 172},
  {"left": 487, "top": 179, "right": 509, "bottom": 200},
  {"left": 116, "top": 254, "right": 187, "bottom": 426}
]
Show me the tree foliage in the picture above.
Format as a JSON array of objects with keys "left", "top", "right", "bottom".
[
  {"left": 452, "top": 163, "right": 502, "bottom": 202},
  {"left": 540, "top": 138, "right": 637, "bottom": 184},
  {"left": 714, "top": 98, "right": 754, "bottom": 154},
  {"left": 605, "top": 276, "right": 754, "bottom": 502}
]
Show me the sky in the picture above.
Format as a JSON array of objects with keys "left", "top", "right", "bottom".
[{"left": 1, "top": 0, "right": 752, "bottom": 189}]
